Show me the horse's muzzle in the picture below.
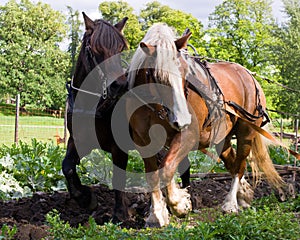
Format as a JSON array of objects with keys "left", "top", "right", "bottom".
[{"left": 168, "top": 110, "right": 190, "bottom": 131}]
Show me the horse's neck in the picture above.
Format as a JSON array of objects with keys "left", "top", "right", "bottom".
[
  {"left": 196, "top": 61, "right": 211, "bottom": 84},
  {"left": 72, "top": 59, "right": 88, "bottom": 94}
]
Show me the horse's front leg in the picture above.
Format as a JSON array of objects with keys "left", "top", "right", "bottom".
[
  {"left": 144, "top": 156, "right": 169, "bottom": 227},
  {"left": 178, "top": 156, "right": 191, "bottom": 188},
  {"left": 160, "top": 130, "right": 196, "bottom": 217},
  {"left": 111, "top": 145, "right": 129, "bottom": 223},
  {"left": 62, "top": 136, "right": 97, "bottom": 210}
]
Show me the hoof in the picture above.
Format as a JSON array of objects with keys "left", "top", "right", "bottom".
[
  {"left": 112, "top": 208, "right": 129, "bottom": 224},
  {"left": 73, "top": 185, "right": 98, "bottom": 210},
  {"left": 167, "top": 188, "right": 192, "bottom": 217},
  {"left": 145, "top": 221, "right": 166, "bottom": 228},
  {"left": 145, "top": 202, "right": 169, "bottom": 228},
  {"left": 221, "top": 201, "right": 239, "bottom": 213},
  {"left": 237, "top": 198, "right": 251, "bottom": 209},
  {"left": 145, "top": 214, "right": 169, "bottom": 228},
  {"left": 237, "top": 178, "right": 254, "bottom": 207}
]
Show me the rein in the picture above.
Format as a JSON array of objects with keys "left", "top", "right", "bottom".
[{"left": 70, "top": 44, "right": 129, "bottom": 99}]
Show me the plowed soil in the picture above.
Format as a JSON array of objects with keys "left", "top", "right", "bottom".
[{"left": 0, "top": 175, "right": 299, "bottom": 240}]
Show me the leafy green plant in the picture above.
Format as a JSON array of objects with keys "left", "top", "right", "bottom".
[
  {"left": 78, "top": 149, "right": 113, "bottom": 187},
  {"left": 45, "top": 195, "right": 300, "bottom": 240},
  {"left": 211, "top": 195, "right": 300, "bottom": 240},
  {"left": 189, "top": 150, "right": 226, "bottom": 174},
  {"left": 0, "top": 139, "right": 66, "bottom": 199},
  {"left": 268, "top": 145, "right": 297, "bottom": 165},
  {"left": 0, "top": 224, "right": 17, "bottom": 240},
  {"left": 46, "top": 209, "right": 131, "bottom": 239}
]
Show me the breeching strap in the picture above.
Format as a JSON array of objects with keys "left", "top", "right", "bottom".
[{"left": 225, "top": 103, "right": 300, "bottom": 160}]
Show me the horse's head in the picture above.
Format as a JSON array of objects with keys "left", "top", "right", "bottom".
[
  {"left": 72, "top": 12, "right": 128, "bottom": 94},
  {"left": 128, "top": 24, "right": 192, "bottom": 131}
]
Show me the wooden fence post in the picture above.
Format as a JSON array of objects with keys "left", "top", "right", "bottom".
[
  {"left": 64, "top": 98, "right": 68, "bottom": 147},
  {"left": 14, "top": 94, "right": 20, "bottom": 145},
  {"left": 280, "top": 118, "right": 283, "bottom": 142},
  {"left": 293, "top": 119, "right": 299, "bottom": 182},
  {"left": 295, "top": 119, "right": 299, "bottom": 152}
]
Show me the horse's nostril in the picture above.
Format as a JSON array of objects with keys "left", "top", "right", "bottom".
[
  {"left": 173, "top": 122, "right": 180, "bottom": 129},
  {"left": 172, "top": 122, "right": 188, "bottom": 131}
]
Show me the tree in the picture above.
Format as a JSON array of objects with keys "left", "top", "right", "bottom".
[
  {"left": 0, "top": 0, "right": 69, "bottom": 109},
  {"left": 66, "top": 6, "right": 82, "bottom": 79},
  {"left": 99, "top": 0, "right": 143, "bottom": 49},
  {"left": 140, "top": 1, "right": 206, "bottom": 55},
  {"left": 207, "top": 0, "right": 277, "bottom": 72},
  {"left": 271, "top": 0, "right": 300, "bottom": 116}
]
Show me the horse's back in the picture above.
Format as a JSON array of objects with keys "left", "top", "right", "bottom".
[{"left": 207, "top": 62, "right": 266, "bottom": 111}]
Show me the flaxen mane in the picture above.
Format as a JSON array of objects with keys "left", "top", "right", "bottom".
[{"left": 128, "top": 23, "right": 182, "bottom": 88}]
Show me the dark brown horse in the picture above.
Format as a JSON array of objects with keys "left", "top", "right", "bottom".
[
  {"left": 62, "top": 12, "right": 130, "bottom": 222},
  {"left": 63, "top": 14, "right": 191, "bottom": 224},
  {"left": 127, "top": 23, "right": 283, "bottom": 227}
]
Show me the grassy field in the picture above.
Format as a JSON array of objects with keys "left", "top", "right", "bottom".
[{"left": 0, "top": 115, "right": 65, "bottom": 146}]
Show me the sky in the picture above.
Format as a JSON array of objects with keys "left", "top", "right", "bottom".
[{"left": 0, "top": 0, "right": 287, "bottom": 27}]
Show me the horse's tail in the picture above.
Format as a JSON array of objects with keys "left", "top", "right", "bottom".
[{"left": 249, "top": 132, "right": 284, "bottom": 188}]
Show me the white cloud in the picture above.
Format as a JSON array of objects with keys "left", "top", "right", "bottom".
[{"left": 0, "top": 0, "right": 286, "bottom": 25}]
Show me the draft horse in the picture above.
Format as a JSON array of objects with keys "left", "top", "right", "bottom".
[
  {"left": 127, "top": 23, "right": 283, "bottom": 227},
  {"left": 62, "top": 12, "right": 130, "bottom": 222},
  {"left": 62, "top": 14, "right": 191, "bottom": 224}
]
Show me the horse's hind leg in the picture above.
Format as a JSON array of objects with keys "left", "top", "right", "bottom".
[
  {"left": 216, "top": 136, "right": 239, "bottom": 212},
  {"left": 62, "top": 136, "right": 97, "bottom": 210},
  {"left": 217, "top": 122, "right": 254, "bottom": 212}
]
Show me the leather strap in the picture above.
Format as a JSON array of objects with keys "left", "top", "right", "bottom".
[{"left": 225, "top": 103, "right": 300, "bottom": 160}]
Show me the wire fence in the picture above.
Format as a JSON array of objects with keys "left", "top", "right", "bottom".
[
  {"left": 0, "top": 99, "right": 67, "bottom": 146},
  {"left": 0, "top": 89, "right": 298, "bottom": 149}
]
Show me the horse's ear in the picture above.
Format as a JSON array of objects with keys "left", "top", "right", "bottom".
[
  {"left": 140, "top": 42, "right": 156, "bottom": 56},
  {"left": 175, "top": 32, "right": 192, "bottom": 50},
  {"left": 182, "top": 28, "right": 191, "bottom": 36},
  {"left": 82, "top": 12, "right": 95, "bottom": 33},
  {"left": 114, "top": 17, "right": 128, "bottom": 33}
]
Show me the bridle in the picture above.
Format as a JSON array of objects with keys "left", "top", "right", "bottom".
[{"left": 70, "top": 39, "right": 108, "bottom": 99}]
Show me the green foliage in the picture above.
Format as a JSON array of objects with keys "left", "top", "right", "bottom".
[
  {"left": 66, "top": 6, "right": 82, "bottom": 78},
  {"left": 0, "top": 224, "right": 17, "bottom": 240},
  {"left": 0, "top": 0, "right": 69, "bottom": 109},
  {"left": 269, "top": 145, "right": 298, "bottom": 165},
  {"left": 78, "top": 149, "right": 113, "bottom": 187},
  {"left": 46, "top": 209, "right": 131, "bottom": 239},
  {"left": 270, "top": 0, "right": 300, "bottom": 116},
  {"left": 99, "top": 0, "right": 144, "bottom": 49},
  {"left": 189, "top": 150, "right": 226, "bottom": 174},
  {"left": 140, "top": 1, "right": 206, "bottom": 55},
  {"left": 207, "top": 0, "right": 277, "bottom": 71},
  {"left": 0, "top": 139, "right": 65, "bottom": 199},
  {"left": 211, "top": 195, "right": 300, "bottom": 240},
  {"left": 45, "top": 195, "right": 300, "bottom": 239},
  {"left": 127, "top": 150, "right": 144, "bottom": 172}
]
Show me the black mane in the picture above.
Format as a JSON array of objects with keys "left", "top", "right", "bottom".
[{"left": 72, "top": 19, "right": 128, "bottom": 88}]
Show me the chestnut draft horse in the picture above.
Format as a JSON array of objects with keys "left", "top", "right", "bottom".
[
  {"left": 126, "top": 23, "right": 283, "bottom": 227},
  {"left": 63, "top": 14, "right": 190, "bottom": 224},
  {"left": 62, "top": 13, "right": 130, "bottom": 222}
]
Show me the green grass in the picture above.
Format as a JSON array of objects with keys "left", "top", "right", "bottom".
[
  {"left": 0, "top": 115, "right": 65, "bottom": 145},
  {"left": 42, "top": 195, "right": 300, "bottom": 240}
]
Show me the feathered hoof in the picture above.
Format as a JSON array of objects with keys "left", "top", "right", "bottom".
[
  {"left": 221, "top": 197, "right": 239, "bottom": 213},
  {"left": 145, "top": 203, "right": 169, "bottom": 228},
  {"left": 168, "top": 188, "right": 192, "bottom": 217}
]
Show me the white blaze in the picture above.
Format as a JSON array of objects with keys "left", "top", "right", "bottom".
[{"left": 169, "top": 74, "right": 191, "bottom": 129}]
